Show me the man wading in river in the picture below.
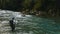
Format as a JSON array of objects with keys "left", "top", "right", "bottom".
[{"left": 9, "top": 18, "right": 15, "bottom": 31}]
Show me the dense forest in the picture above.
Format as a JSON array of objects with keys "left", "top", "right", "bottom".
[{"left": 0, "top": 0, "right": 60, "bottom": 17}]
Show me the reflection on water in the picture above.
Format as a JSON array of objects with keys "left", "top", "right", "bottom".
[{"left": 0, "top": 10, "right": 60, "bottom": 34}]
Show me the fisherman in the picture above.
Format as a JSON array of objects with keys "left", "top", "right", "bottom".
[{"left": 9, "top": 17, "right": 15, "bottom": 31}]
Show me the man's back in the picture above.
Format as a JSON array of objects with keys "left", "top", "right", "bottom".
[
  {"left": 9, "top": 18, "right": 15, "bottom": 31},
  {"left": 9, "top": 20, "right": 13, "bottom": 25}
]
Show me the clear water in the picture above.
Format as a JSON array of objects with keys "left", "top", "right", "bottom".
[{"left": 0, "top": 10, "right": 60, "bottom": 34}]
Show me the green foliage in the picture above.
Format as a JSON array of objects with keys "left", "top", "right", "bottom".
[
  {"left": 22, "top": 0, "right": 32, "bottom": 9},
  {"left": 33, "top": 0, "right": 42, "bottom": 9},
  {"left": 0, "top": 0, "right": 59, "bottom": 16}
]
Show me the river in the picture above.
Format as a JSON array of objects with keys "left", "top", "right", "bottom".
[{"left": 0, "top": 10, "right": 60, "bottom": 34}]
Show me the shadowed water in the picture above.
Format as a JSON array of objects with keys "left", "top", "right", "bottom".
[{"left": 0, "top": 10, "right": 60, "bottom": 34}]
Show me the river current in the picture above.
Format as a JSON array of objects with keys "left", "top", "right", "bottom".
[{"left": 0, "top": 10, "right": 60, "bottom": 34}]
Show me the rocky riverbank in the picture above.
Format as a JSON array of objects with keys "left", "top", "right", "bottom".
[{"left": 20, "top": 10, "right": 60, "bottom": 18}]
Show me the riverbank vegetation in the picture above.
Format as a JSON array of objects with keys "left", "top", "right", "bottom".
[{"left": 0, "top": 0, "right": 59, "bottom": 17}]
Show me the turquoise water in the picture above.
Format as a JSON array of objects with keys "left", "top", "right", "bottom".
[
  {"left": 0, "top": 10, "right": 60, "bottom": 34},
  {"left": 0, "top": 15, "right": 60, "bottom": 34},
  {"left": 30, "top": 16, "right": 60, "bottom": 34},
  {"left": 15, "top": 15, "right": 60, "bottom": 34}
]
